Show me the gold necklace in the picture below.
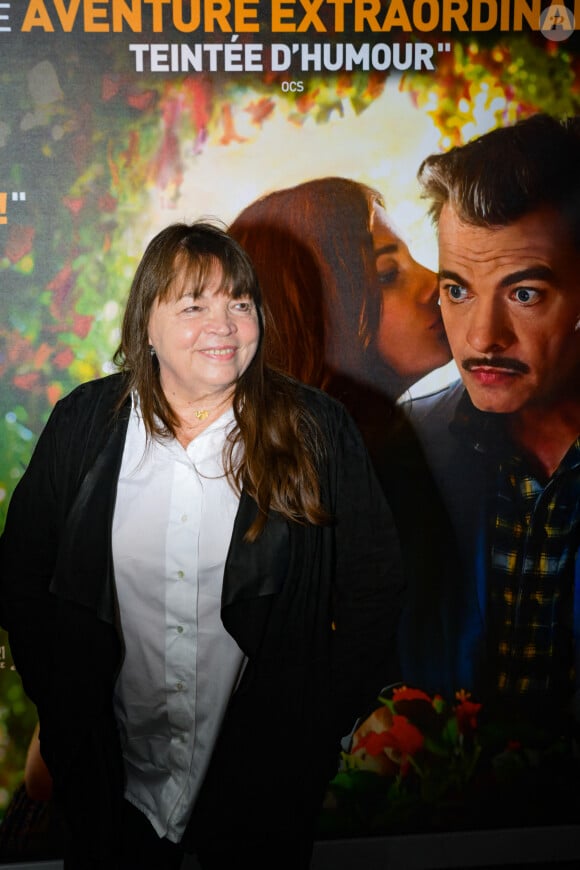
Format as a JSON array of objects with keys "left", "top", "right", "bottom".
[{"left": 194, "top": 409, "right": 209, "bottom": 420}]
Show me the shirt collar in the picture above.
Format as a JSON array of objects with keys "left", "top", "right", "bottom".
[
  {"left": 449, "top": 389, "right": 511, "bottom": 459},
  {"left": 450, "top": 388, "right": 580, "bottom": 475}
]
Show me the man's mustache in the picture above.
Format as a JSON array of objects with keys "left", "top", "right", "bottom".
[{"left": 462, "top": 356, "right": 530, "bottom": 375}]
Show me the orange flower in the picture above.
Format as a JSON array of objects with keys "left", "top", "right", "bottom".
[
  {"left": 351, "top": 705, "right": 397, "bottom": 776},
  {"left": 392, "top": 686, "right": 432, "bottom": 704},
  {"left": 72, "top": 314, "right": 94, "bottom": 339},
  {"left": 62, "top": 196, "right": 85, "bottom": 216},
  {"left": 13, "top": 372, "right": 40, "bottom": 391},
  {"left": 455, "top": 690, "right": 482, "bottom": 735},
  {"left": 53, "top": 348, "right": 74, "bottom": 370},
  {"left": 355, "top": 730, "right": 394, "bottom": 757},
  {"left": 381, "top": 715, "right": 424, "bottom": 774},
  {"left": 46, "top": 383, "right": 63, "bottom": 405},
  {"left": 5, "top": 225, "right": 35, "bottom": 264},
  {"left": 354, "top": 714, "right": 424, "bottom": 777}
]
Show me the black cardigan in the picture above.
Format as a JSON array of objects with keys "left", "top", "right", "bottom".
[{"left": 0, "top": 373, "right": 403, "bottom": 866}]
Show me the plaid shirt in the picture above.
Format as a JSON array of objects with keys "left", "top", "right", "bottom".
[
  {"left": 451, "top": 395, "right": 580, "bottom": 703},
  {"left": 488, "top": 440, "right": 580, "bottom": 700}
]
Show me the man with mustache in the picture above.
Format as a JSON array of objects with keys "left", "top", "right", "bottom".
[{"left": 402, "top": 115, "right": 580, "bottom": 739}]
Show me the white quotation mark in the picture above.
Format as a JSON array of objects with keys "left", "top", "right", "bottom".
[{"left": 0, "top": 3, "right": 11, "bottom": 32}]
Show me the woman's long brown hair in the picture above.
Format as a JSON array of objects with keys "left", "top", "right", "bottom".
[
  {"left": 114, "top": 221, "right": 327, "bottom": 540},
  {"left": 230, "top": 177, "right": 389, "bottom": 393}
]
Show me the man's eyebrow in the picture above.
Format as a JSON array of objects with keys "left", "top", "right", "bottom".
[
  {"left": 438, "top": 269, "right": 467, "bottom": 285},
  {"left": 499, "top": 266, "right": 555, "bottom": 287},
  {"left": 438, "top": 266, "right": 555, "bottom": 287}
]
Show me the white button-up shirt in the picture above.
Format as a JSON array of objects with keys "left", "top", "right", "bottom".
[{"left": 112, "top": 400, "right": 244, "bottom": 842}]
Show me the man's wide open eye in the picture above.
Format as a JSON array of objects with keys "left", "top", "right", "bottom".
[
  {"left": 512, "top": 287, "right": 540, "bottom": 305},
  {"left": 444, "top": 283, "right": 468, "bottom": 302}
]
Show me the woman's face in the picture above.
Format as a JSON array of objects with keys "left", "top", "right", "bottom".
[
  {"left": 372, "top": 204, "right": 451, "bottom": 387},
  {"left": 148, "top": 263, "right": 260, "bottom": 405}
]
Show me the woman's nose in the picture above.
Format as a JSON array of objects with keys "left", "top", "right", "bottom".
[
  {"left": 204, "top": 305, "right": 235, "bottom": 333},
  {"left": 416, "top": 265, "right": 439, "bottom": 306}
]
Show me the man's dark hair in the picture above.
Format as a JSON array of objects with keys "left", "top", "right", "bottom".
[{"left": 418, "top": 114, "right": 580, "bottom": 242}]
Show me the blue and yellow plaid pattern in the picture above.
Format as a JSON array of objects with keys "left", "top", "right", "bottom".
[{"left": 488, "top": 439, "right": 580, "bottom": 697}]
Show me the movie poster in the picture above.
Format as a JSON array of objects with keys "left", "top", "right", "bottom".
[{"left": 0, "top": 0, "right": 579, "bottom": 861}]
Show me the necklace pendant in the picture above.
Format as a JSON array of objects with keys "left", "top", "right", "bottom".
[{"left": 194, "top": 409, "right": 209, "bottom": 421}]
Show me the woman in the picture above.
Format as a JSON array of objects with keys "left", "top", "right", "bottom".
[
  {"left": 0, "top": 222, "right": 403, "bottom": 869},
  {"left": 231, "top": 178, "right": 452, "bottom": 599},
  {"left": 231, "top": 181, "right": 455, "bottom": 703},
  {"left": 229, "top": 176, "right": 451, "bottom": 403}
]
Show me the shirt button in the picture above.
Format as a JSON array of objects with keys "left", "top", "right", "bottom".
[
  {"left": 177, "top": 626, "right": 184, "bottom": 634},
  {"left": 176, "top": 682, "right": 184, "bottom": 691},
  {"left": 177, "top": 570, "right": 184, "bottom": 579},
  {"left": 181, "top": 514, "right": 188, "bottom": 523}
]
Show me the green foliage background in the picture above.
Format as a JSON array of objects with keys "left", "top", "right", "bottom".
[{"left": 0, "top": 16, "right": 579, "bottom": 819}]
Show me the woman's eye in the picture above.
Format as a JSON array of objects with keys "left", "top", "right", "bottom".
[
  {"left": 231, "top": 300, "right": 253, "bottom": 313},
  {"left": 377, "top": 267, "right": 399, "bottom": 286},
  {"left": 512, "top": 287, "right": 540, "bottom": 305},
  {"left": 445, "top": 284, "right": 468, "bottom": 302}
]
